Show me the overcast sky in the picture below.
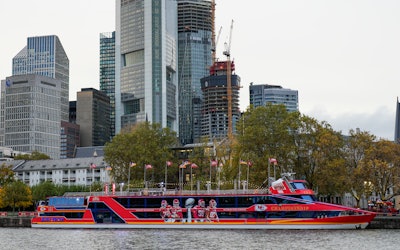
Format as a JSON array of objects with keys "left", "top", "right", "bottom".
[{"left": 1, "top": 0, "right": 399, "bottom": 140}]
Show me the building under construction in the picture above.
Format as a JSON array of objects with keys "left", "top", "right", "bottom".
[{"left": 200, "top": 61, "right": 241, "bottom": 139}]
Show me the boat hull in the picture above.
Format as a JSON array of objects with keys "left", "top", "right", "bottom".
[{"left": 31, "top": 221, "right": 369, "bottom": 230}]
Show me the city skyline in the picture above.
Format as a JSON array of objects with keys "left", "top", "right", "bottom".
[{"left": 1, "top": 0, "right": 400, "bottom": 140}]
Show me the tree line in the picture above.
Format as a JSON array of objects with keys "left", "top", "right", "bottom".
[
  {"left": 1, "top": 104, "right": 398, "bottom": 211},
  {"left": 104, "top": 104, "right": 400, "bottom": 206}
]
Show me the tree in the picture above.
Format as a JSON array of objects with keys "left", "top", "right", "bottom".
[
  {"left": 31, "top": 181, "right": 58, "bottom": 202},
  {"left": 0, "top": 163, "right": 15, "bottom": 187},
  {"left": 0, "top": 181, "right": 32, "bottom": 212},
  {"left": 104, "top": 122, "right": 178, "bottom": 185},
  {"left": 363, "top": 139, "right": 400, "bottom": 201},
  {"left": 236, "top": 104, "right": 296, "bottom": 185},
  {"left": 344, "top": 129, "right": 376, "bottom": 207},
  {"left": 14, "top": 151, "right": 50, "bottom": 160}
]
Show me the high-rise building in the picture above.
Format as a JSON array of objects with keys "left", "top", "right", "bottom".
[
  {"left": 200, "top": 61, "right": 241, "bottom": 139},
  {"left": 12, "top": 35, "right": 69, "bottom": 122},
  {"left": 0, "top": 75, "right": 62, "bottom": 159},
  {"left": 100, "top": 32, "right": 116, "bottom": 138},
  {"left": 249, "top": 83, "right": 299, "bottom": 112},
  {"left": 60, "top": 121, "right": 80, "bottom": 158},
  {"left": 177, "top": 0, "right": 213, "bottom": 145},
  {"left": 115, "top": 0, "right": 178, "bottom": 133},
  {"left": 395, "top": 98, "right": 400, "bottom": 143},
  {"left": 76, "top": 88, "right": 111, "bottom": 147}
]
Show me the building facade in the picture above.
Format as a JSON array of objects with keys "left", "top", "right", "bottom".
[
  {"left": 249, "top": 83, "right": 299, "bottom": 112},
  {"left": 12, "top": 156, "right": 110, "bottom": 187},
  {"left": 177, "top": 0, "right": 213, "bottom": 145},
  {"left": 0, "top": 75, "right": 62, "bottom": 159},
  {"left": 76, "top": 88, "right": 111, "bottom": 147},
  {"left": 12, "top": 35, "right": 69, "bottom": 122},
  {"left": 60, "top": 121, "right": 80, "bottom": 159},
  {"left": 100, "top": 32, "right": 116, "bottom": 138},
  {"left": 115, "top": 0, "right": 178, "bottom": 133},
  {"left": 200, "top": 61, "right": 241, "bottom": 139},
  {"left": 395, "top": 98, "right": 400, "bottom": 143}
]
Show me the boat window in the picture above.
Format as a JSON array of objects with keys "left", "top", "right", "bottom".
[
  {"left": 291, "top": 182, "right": 307, "bottom": 190},
  {"left": 115, "top": 198, "right": 145, "bottom": 208},
  {"left": 219, "top": 197, "right": 236, "bottom": 207},
  {"left": 237, "top": 197, "right": 254, "bottom": 207},
  {"left": 299, "top": 195, "right": 316, "bottom": 202},
  {"left": 255, "top": 196, "right": 277, "bottom": 204}
]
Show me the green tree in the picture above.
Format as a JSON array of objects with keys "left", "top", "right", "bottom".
[
  {"left": 14, "top": 151, "right": 50, "bottom": 160},
  {"left": 0, "top": 181, "right": 32, "bottom": 212},
  {"left": 31, "top": 181, "right": 58, "bottom": 202},
  {"left": 236, "top": 104, "right": 296, "bottom": 185},
  {"left": 104, "top": 122, "right": 178, "bottom": 185}
]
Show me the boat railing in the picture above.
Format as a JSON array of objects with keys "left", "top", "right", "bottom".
[{"left": 63, "top": 188, "right": 269, "bottom": 197}]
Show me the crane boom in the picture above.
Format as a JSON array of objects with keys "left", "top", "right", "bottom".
[{"left": 224, "top": 19, "right": 234, "bottom": 138}]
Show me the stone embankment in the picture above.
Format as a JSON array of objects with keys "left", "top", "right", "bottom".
[{"left": 367, "top": 215, "right": 400, "bottom": 229}]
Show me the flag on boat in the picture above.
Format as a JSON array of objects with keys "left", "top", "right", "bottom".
[
  {"left": 269, "top": 158, "right": 278, "bottom": 165},
  {"left": 166, "top": 161, "right": 173, "bottom": 166},
  {"left": 211, "top": 160, "right": 218, "bottom": 167},
  {"left": 130, "top": 162, "right": 137, "bottom": 167},
  {"left": 145, "top": 164, "right": 152, "bottom": 169},
  {"left": 106, "top": 166, "right": 112, "bottom": 171},
  {"left": 190, "top": 163, "right": 198, "bottom": 168},
  {"left": 90, "top": 163, "right": 96, "bottom": 169}
]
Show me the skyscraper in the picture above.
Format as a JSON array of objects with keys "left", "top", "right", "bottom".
[
  {"left": 12, "top": 35, "right": 69, "bottom": 122},
  {"left": 100, "top": 31, "right": 116, "bottom": 138},
  {"left": 200, "top": 61, "right": 241, "bottom": 139},
  {"left": 76, "top": 88, "right": 111, "bottom": 147},
  {"left": 177, "top": 0, "right": 213, "bottom": 145},
  {"left": 115, "top": 0, "right": 178, "bottom": 133},
  {"left": 0, "top": 75, "right": 62, "bottom": 159},
  {"left": 249, "top": 83, "right": 299, "bottom": 112},
  {"left": 395, "top": 97, "right": 400, "bottom": 143}
]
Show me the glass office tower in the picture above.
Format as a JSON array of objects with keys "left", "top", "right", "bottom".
[
  {"left": 12, "top": 35, "right": 69, "bottom": 122},
  {"left": 100, "top": 31, "right": 116, "bottom": 138},
  {"left": 177, "top": 0, "right": 213, "bottom": 145},
  {"left": 115, "top": 0, "right": 178, "bottom": 133}
]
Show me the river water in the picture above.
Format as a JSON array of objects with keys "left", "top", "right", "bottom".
[{"left": 0, "top": 228, "right": 399, "bottom": 250}]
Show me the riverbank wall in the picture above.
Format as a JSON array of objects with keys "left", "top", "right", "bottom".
[
  {"left": 0, "top": 217, "right": 31, "bottom": 227},
  {"left": 1, "top": 215, "right": 400, "bottom": 228}
]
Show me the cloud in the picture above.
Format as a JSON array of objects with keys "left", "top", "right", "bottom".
[{"left": 304, "top": 106, "right": 395, "bottom": 140}]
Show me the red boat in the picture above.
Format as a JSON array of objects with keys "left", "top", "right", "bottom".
[{"left": 31, "top": 177, "right": 375, "bottom": 229}]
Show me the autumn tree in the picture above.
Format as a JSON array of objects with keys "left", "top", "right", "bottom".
[
  {"left": 104, "top": 122, "right": 178, "bottom": 186},
  {"left": 344, "top": 129, "right": 376, "bottom": 207},
  {"left": 0, "top": 163, "right": 15, "bottom": 187},
  {"left": 0, "top": 181, "right": 32, "bottom": 212},
  {"left": 363, "top": 139, "right": 400, "bottom": 201}
]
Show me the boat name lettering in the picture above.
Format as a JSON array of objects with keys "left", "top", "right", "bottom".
[
  {"left": 270, "top": 206, "right": 309, "bottom": 211},
  {"left": 41, "top": 217, "right": 65, "bottom": 222}
]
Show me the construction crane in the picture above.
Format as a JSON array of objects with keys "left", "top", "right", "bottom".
[
  {"left": 212, "top": 26, "right": 222, "bottom": 64},
  {"left": 223, "top": 19, "right": 234, "bottom": 138}
]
